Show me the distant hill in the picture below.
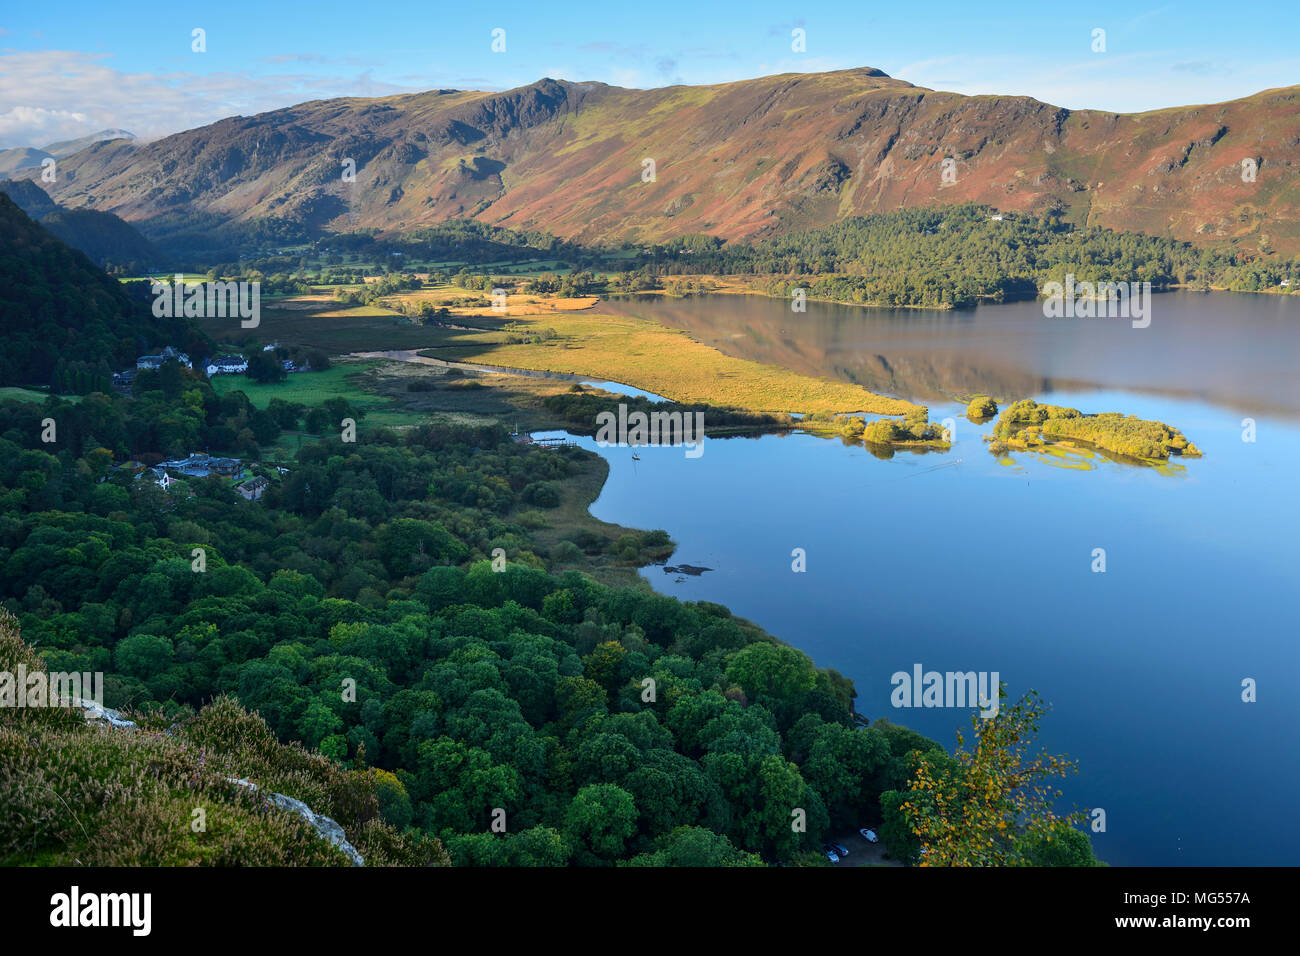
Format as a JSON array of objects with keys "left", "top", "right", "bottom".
[
  {"left": 14, "top": 70, "right": 1300, "bottom": 254},
  {"left": 0, "top": 178, "right": 57, "bottom": 218},
  {"left": 0, "top": 146, "right": 53, "bottom": 176},
  {"left": 0, "top": 131, "right": 134, "bottom": 176},
  {"left": 40, "top": 207, "right": 161, "bottom": 271},
  {"left": 0, "top": 179, "right": 160, "bottom": 271},
  {"left": 0, "top": 193, "right": 177, "bottom": 385},
  {"left": 40, "top": 128, "right": 135, "bottom": 158}
]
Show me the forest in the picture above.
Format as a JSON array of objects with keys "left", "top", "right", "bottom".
[
  {"left": 647, "top": 204, "right": 1299, "bottom": 308},
  {"left": 0, "top": 381, "right": 899, "bottom": 864},
  {"left": 0, "top": 363, "right": 1099, "bottom": 865},
  {"left": 0, "top": 195, "right": 199, "bottom": 387},
  {"left": 0, "top": 198, "right": 1106, "bottom": 866}
]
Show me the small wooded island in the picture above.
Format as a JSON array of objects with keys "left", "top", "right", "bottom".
[{"left": 986, "top": 399, "right": 1202, "bottom": 462}]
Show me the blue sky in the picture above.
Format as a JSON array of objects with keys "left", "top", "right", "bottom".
[{"left": 2, "top": 1, "right": 1296, "bottom": 148}]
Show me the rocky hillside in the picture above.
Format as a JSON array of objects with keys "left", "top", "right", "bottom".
[{"left": 19, "top": 69, "right": 1300, "bottom": 253}]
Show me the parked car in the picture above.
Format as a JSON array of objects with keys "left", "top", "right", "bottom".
[
  {"left": 822, "top": 845, "right": 840, "bottom": 863},
  {"left": 827, "top": 841, "right": 850, "bottom": 857},
  {"left": 859, "top": 828, "right": 879, "bottom": 843}
]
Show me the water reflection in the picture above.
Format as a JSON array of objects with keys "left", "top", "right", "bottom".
[{"left": 606, "top": 291, "right": 1300, "bottom": 417}]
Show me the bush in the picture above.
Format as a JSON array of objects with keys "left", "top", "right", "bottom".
[
  {"left": 550, "top": 541, "right": 584, "bottom": 565},
  {"left": 523, "top": 481, "right": 562, "bottom": 508}
]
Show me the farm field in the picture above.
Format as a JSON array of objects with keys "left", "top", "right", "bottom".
[{"left": 208, "top": 359, "right": 429, "bottom": 434}]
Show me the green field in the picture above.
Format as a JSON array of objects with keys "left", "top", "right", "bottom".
[
  {"left": 209, "top": 360, "right": 428, "bottom": 431},
  {"left": 0, "top": 387, "right": 82, "bottom": 404},
  {"left": 117, "top": 273, "right": 209, "bottom": 284}
]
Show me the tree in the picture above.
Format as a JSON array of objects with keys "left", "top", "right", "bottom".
[
  {"left": 582, "top": 640, "right": 627, "bottom": 693},
  {"left": 113, "top": 633, "right": 174, "bottom": 679},
  {"left": 725, "top": 643, "right": 817, "bottom": 703},
  {"left": 879, "top": 789, "right": 920, "bottom": 863},
  {"left": 625, "top": 826, "right": 763, "bottom": 867},
  {"left": 898, "top": 688, "right": 1087, "bottom": 866},
  {"left": 799, "top": 721, "right": 889, "bottom": 825},
  {"left": 1017, "top": 821, "right": 1101, "bottom": 867},
  {"left": 509, "top": 826, "right": 570, "bottom": 866},
  {"left": 376, "top": 518, "right": 466, "bottom": 575},
  {"left": 247, "top": 351, "right": 286, "bottom": 384},
  {"left": 564, "top": 783, "right": 638, "bottom": 863}
]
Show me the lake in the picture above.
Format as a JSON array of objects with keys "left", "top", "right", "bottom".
[{"left": 546, "top": 290, "right": 1300, "bottom": 866}]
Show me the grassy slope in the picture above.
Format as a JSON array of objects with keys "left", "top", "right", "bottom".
[
  {"left": 34, "top": 73, "right": 1300, "bottom": 254},
  {"left": 0, "top": 610, "right": 449, "bottom": 867}
]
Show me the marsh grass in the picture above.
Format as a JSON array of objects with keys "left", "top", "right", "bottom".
[{"left": 414, "top": 310, "right": 916, "bottom": 415}]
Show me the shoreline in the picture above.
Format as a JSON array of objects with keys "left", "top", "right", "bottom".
[{"left": 609, "top": 280, "right": 1299, "bottom": 313}]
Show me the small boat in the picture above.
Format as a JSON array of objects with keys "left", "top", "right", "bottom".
[{"left": 631, "top": 453, "right": 641, "bottom": 461}]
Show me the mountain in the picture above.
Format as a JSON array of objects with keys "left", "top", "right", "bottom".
[
  {"left": 0, "top": 131, "right": 134, "bottom": 176},
  {"left": 0, "top": 179, "right": 161, "bottom": 271},
  {"left": 0, "top": 178, "right": 58, "bottom": 219},
  {"left": 16, "top": 69, "right": 1300, "bottom": 254},
  {"left": 0, "top": 193, "right": 177, "bottom": 385},
  {"left": 39, "top": 206, "right": 160, "bottom": 270},
  {"left": 39, "top": 128, "right": 135, "bottom": 158},
  {"left": 0, "top": 147, "right": 53, "bottom": 176}
]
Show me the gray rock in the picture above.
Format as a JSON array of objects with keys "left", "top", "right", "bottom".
[
  {"left": 227, "top": 777, "right": 364, "bottom": 866},
  {"left": 75, "top": 698, "right": 137, "bottom": 730}
]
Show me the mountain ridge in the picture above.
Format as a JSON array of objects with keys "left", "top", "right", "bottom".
[{"left": 16, "top": 69, "right": 1300, "bottom": 254}]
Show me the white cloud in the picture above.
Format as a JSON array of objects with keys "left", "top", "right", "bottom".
[
  {"left": 0, "top": 106, "right": 90, "bottom": 145},
  {"left": 0, "top": 49, "right": 436, "bottom": 149}
]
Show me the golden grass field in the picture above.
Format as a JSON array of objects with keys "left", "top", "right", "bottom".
[
  {"left": 205, "top": 285, "right": 917, "bottom": 416},
  {"left": 413, "top": 295, "right": 917, "bottom": 416}
]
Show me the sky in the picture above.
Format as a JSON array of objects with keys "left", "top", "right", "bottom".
[{"left": 2, "top": 1, "right": 1297, "bottom": 149}]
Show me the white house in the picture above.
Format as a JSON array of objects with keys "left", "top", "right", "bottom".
[{"left": 206, "top": 355, "right": 249, "bottom": 376}]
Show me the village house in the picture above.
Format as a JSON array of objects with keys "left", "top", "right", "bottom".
[
  {"left": 205, "top": 355, "right": 249, "bottom": 376},
  {"left": 162, "top": 453, "right": 242, "bottom": 478},
  {"left": 236, "top": 475, "right": 270, "bottom": 501},
  {"left": 136, "top": 345, "right": 191, "bottom": 370},
  {"left": 111, "top": 369, "right": 137, "bottom": 393}
]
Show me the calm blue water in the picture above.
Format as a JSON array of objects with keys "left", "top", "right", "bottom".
[{"left": 550, "top": 292, "right": 1300, "bottom": 866}]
